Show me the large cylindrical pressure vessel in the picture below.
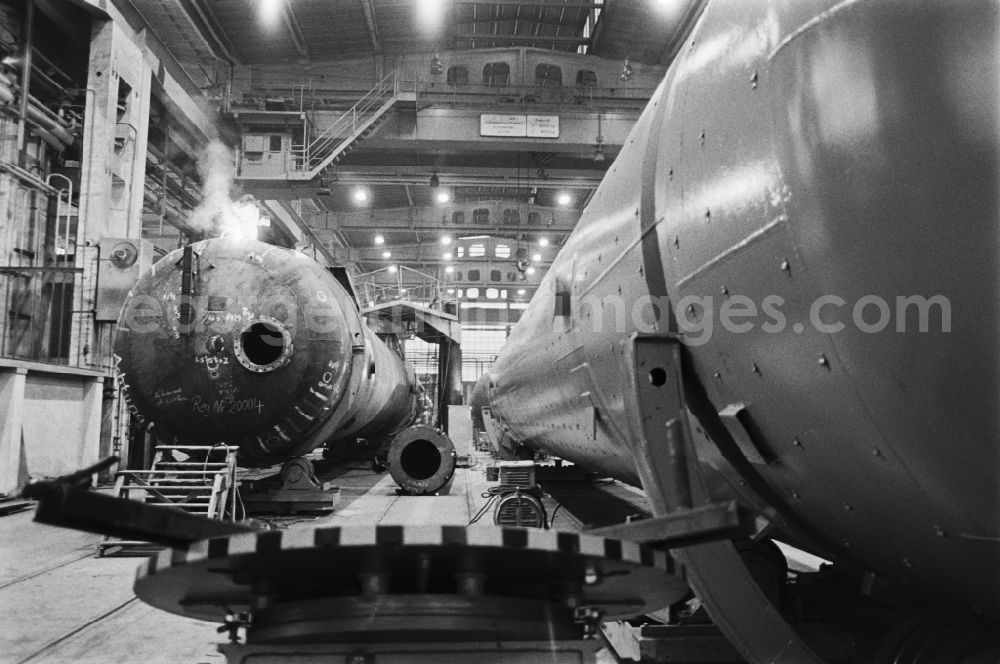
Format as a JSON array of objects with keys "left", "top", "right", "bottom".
[
  {"left": 486, "top": 0, "right": 998, "bottom": 622},
  {"left": 115, "top": 238, "right": 421, "bottom": 464},
  {"left": 468, "top": 372, "right": 491, "bottom": 432}
]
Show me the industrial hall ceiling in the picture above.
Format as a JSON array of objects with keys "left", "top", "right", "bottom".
[{"left": 60, "top": 0, "right": 699, "bottom": 304}]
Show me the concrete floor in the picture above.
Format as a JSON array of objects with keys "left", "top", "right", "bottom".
[
  {"left": 0, "top": 507, "right": 226, "bottom": 664},
  {"left": 1, "top": 452, "right": 572, "bottom": 664}
]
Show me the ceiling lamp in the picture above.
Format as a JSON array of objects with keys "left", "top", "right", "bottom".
[
  {"left": 440, "top": 235, "right": 452, "bottom": 245},
  {"left": 429, "top": 172, "right": 440, "bottom": 188},
  {"left": 593, "top": 143, "right": 606, "bottom": 163},
  {"left": 532, "top": 253, "right": 542, "bottom": 262},
  {"left": 620, "top": 58, "right": 633, "bottom": 82},
  {"left": 374, "top": 234, "right": 385, "bottom": 245},
  {"left": 436, "top": 190, "right": 450, "bottom": 203},
  {"left": 593, "top": 111, "right": 606, "bottom": 163},
  {"left": 382, "top": 250, "right": 391, "bottom": 259},
  {"left": 260, "top": 0, "right": 282, "bottom": 24},
  {"left": 538, "top": 237, "right": 549, "bottom": 247},
  {"left": 557, "top": 192, "right": 572, "bottom": 206},
  {"left": 353, "top": 187, "right": 369, "bottom": 203}
]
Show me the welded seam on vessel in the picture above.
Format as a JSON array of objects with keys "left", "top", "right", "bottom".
[
  {"left": 767, "top": 0, "right": 870, "bottom": 61},
  {"left": 676, "top": 215, "right": 787, "bottom": 288}
]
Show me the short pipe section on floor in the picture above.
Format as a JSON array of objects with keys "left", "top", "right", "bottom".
[{"left": 388, "top": 425, "right": 457, "bottom": 495}]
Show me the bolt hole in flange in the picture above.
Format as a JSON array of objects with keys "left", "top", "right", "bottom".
[
  {"left": 649, "top": 367, "right": 667, "bottom": 387},
  {"left": 235, "top": 318, "right": 294, "bottom": 373}
]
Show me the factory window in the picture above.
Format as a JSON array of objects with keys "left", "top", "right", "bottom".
[
  {"left": 468, "top": 269, "right": 481, "bottom": 281},
  {"left": 486, "top": 288, "right": 500, "bottom": 299},
  {"left": 457, "top": 246, "right": 465, "bottom": 258},
  {"left": 483, "top": 62, "right": 511, "bottom": 87},
  {"left": 500, "top": 289, "right": 508, "bottom": 299},
  {"left": 490, "top": 270, "right": 502, "bottom": 281},
  {"left": 269, "top": 135, "right": 282, "bottom": 151},
  {"left": 527, "top": 211, "right": 541, "bottom": 225},
  {"left": 576, "top": 70, "right": 598, "bottom": 86},
  {"left": 470, "top": 244, "right": 486, "bottom": 258},
  {"left": 457, "top": 289, "right": 464, "bottom": 298},
  {"left": 447, "top": 65, "right": 469, "bottom": 85},
  {"left": 467, "top": 287, "right": 480, "bottom": 299},
  {"left": 452, "top": 210, "right": 465, "bottom": 224},
  {"left": 116, "top": 79, "right": 132, "bottom": 121},
  {"left": 494, "top": 243, "right": 511, "bottom": 258},
  {"left": 502, "top": 209, "right": 520, "bottom": 226},
  {"left": 243, "top": 135, "right": 264, "bottom": 162},
  {"left": 507, "top": 271, "right": 517, "bottom": 282},
  {"left": 473, "top": 208, "right": 490, "bottom": 224},
  {"left": 535, "top": 63, "right": 562, "bottom": 87},
  {"left": 454, "top": 271, "right": 463, "bottom": 281}
]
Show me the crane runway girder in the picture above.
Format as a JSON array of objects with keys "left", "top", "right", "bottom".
[{"left": 134, "top": 524, "right": 686, "bottom": 642}]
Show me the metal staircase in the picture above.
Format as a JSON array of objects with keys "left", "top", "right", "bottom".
[
  {"left": 98, "top": 445, "right": 238, "bottom": 555},
  {"left": 287, "top": 71, "right": 404, "bottom": 180}
]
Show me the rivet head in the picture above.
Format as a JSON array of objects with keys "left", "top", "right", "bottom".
[
  {"left": 750, "top": 363, "right": 761, "bottom": 375},
  {"left": 933, "top": 525, "right": 948, "bottom": 538},
  {"left": 720, "top": 285, "right": 729, "bottom": 295},
  {"left": 818, "top": 354, "right": 830, "bottom": 368},
  {"left": 902, "top": 558, "right": 913, "bottom": 569},
  {"left": 750, "top": 70, "right": 759, "bottom": 88},
  {"left": 843, "top": 502, "right": 854, "bottom": 512},
  {"left": 704, "top": 208, "right": 711, "bottom": 221},
  {"left": 792, "top": 438, "right": 802, "bottom": 448},
  {"left": 713, "top": 371, "right": 722, "bottom": 379},
  {"left": 790, "top": 490, "right": 800, "bottom": 499},
  {"left": 673, "top": 236, "right": 680, "bottom": 248},
  {"left": 871, "top": 447, "right": 882, "bottom": 457},
  {"left": 668, "top": 167, "right": 674, "bottom": 180},
  {"left": 780, "top": 259, "right": 791, "bottom": 274}
]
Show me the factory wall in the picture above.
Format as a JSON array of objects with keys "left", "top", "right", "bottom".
[
  {"left": 0, "top": 362, "right": 104, "bottom": 494},
  {"left": 0, "top": 0, "right": 231, "bottom": 490}
]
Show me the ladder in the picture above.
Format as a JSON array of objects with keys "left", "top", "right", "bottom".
[{"left": 97, "top": 445, "right": 239, "bottom": 556}]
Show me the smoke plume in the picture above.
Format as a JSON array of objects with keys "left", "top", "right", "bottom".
[{"left": 190, "top": 140, "right": 238, "bottom": 234}]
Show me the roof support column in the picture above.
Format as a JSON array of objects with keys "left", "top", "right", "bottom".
[{"left": 71, "top": 16, "right": 152, "bottom": 371}]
